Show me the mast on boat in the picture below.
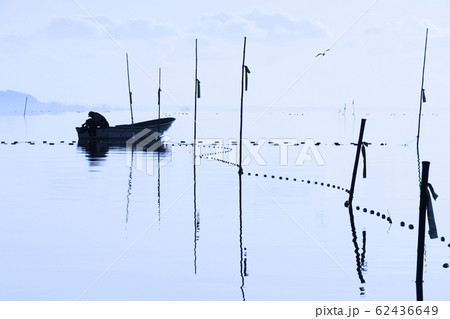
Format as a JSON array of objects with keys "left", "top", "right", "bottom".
[{"left": 126, "top": 53, "right": 135, "bottom": 129}]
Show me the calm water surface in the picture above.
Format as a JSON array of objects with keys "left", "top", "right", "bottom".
[{"left": 0, "top": 109, "right": 449, "bottom": 300}]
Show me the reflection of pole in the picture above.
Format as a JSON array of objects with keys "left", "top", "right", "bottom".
[
  {"left": 193, "top": 161, "right": 198, "bottom": 274},
  {"left": 126, "top": 148, "right": 134, "bottom": 225},
  {"left": 238, "top": 171, "right": 246, "bottom": 301},
  {"left": 347, "top": 205, "right": 366, "bottom": 287},
  {"left": 157, "top": 145, "right": 161, "bottom": 225},
  {"left": 348, "top": 119, "right": 366, "bottom": 206},
  {"left": 361, "top": 230, "right": 367, "bottom": 269},
  {"left": 416, "top": 161, "right": 430, "bottom": 301},
  {"left": 238, "top": 37, "right": 247, "bottom": 174}
]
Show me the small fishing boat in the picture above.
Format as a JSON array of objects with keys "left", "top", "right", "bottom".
[
  {"left": 76, "top": 116, "right": 175, "bottom": 140},
  {"left": 76, "top": 53, "right": 175, "bottom": 141}
]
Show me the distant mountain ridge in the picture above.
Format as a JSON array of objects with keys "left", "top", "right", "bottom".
[{"left": 0, "top": 90, "right": 89, "bottom": 115}]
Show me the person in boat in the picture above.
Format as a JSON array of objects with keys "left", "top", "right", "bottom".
[
  {"left": 81, "top": 111, "right": 109, "bottom": 136},
  {"left": 85, "top": 111, "right": 109, "bottom": 128}
]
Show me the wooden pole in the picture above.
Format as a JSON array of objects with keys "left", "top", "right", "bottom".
[
  {"left": 126, "top": 53, "right": 134, "bottom": 127},
  {"left": 158, "top": 68, "right": 161, "bottom": 134},
  {"left": 157, "top": 69, "right": 162, "bottom": 222},
  {"left": 193, "top": 39, "right": 198, "bottom": 162},
  {"left": 416, "top": 28, "right": 428, "bottom": 186},
  {"left": 192, "top": 39, "right": 199, "bottom": 273},
  {"left": 237, "top": 36, "right": 247, "bottom": 300},
  {"left": 238, "top": 37, "right": 247, "bottom": 174},
  {"left": 158, "top": 68, "right": 161, "bottom": 121},
  {"left": 348, "top": 118, "right": 367, "bottom": 205},
  {"left": 23, "top": 96, "right": 28, "bottom": 117},
  {"left": 416, "top": 161, "right": 430, "bottom": 301}
]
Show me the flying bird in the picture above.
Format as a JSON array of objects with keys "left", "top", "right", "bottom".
[{"left": 315, "top": 49, "right": 330, "bottom": 58}]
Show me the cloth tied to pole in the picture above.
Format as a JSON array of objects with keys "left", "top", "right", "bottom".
[
  {"left": 158, "top": 88, "right": 161, "bottom": 105},
  {"left": 422, "top": 88, "right": 426, "bottom": 103},
  {"left": 244, "top": 65, "right": 251, "bottom": 91},
  {"left": 425, "top": 183, "right": 438, "bottom": 239},
  {"left": 129, "top": 91, "right": 133, "bottom": 105},
  {"left": 361, "top": 142, "right": 369, "bottom": 178},
  {"left": 197, "top": 79, "right": 201, "bottom": 98}
]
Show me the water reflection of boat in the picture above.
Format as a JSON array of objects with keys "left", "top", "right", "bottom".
[
  {"left": 76, "top": 117, "right": 176, "bottom": 140},
  {"left": 77, "top": 139, "right": 110, "bottom": 163},
  {"left": 77, "top": 139, "right": 171, "bottom": 162}
]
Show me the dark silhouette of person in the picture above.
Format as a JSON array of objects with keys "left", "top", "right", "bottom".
[
  {"left": 87, "top": 111, "right": 109, "bottom": 128},
  {"left": 81, "top": 111, "right": 109, "bottom": 136}
]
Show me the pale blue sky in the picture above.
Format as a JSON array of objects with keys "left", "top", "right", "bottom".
[{"left": 1, "top": 0, "right": 449, "bottom": 111}]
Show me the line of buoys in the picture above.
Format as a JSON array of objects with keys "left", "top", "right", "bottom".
[
  {"left": 197, "top": 143, "right": 239, "bottom": 168},
  {"left": 1, "top": 140, "right": 82, "bottom": 146},
  {"left": 352, "top": 205, "right": 392, "bottom": 225},
  {"left": 246, "top": 169, "right": 397, "bottom": 228},
  {"left": 175, "top": 140, "right": 393, "bottom": 148},
  {"left": 197, "top": 143, "right": 235, "bottom": 167},
  {"left": 254, "top": 141, "right": 389, "bottom": 146},
  {"left": 187, "top": 139, "right": 450, "bottom": 267},
  {"left": 399, "top": 221, "right": 414, "bottom": 230},
  {"left": 9, "top": 140, "right": 80, "bottom": 145},
  {"left": 246, "top": 170, "right": 350, "bottom": 194}
]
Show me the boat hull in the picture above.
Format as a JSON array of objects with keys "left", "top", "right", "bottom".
[{"left": 76, "top": 117, "right": 175, "bottom": 140}]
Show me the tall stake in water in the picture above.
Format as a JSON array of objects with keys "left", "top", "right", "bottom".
[
  {"left": 347, "top": 119, "right": 367, "bottom": 206},
  {"left": 416, "top": 28, "right": 428, "bottom": 186},
  {"left": 238, "top": 36, "right": 248, "bottom": 301},
  {"left": 157, "top": 68, "right": 162, "bottom": 224},
  {"left": 126, "top": 53, "right": 134, "bottom": 129},
  {"left": 193, "top": 39, "right": 199, "bottom": 161},
  {"left": 158, "top": 68, "right": 162, "bottom": 134},
  {"left": 416, "top": 161, "right": 430, "bottom": 301},
  {"left": 158, "top": 68, "right": 161, "bottom": 121},
  {"left": 238, "top": 37, "right": 247, "bottom": 173},
  {"left": 193, "top": 39, "right": 199, "bottom": 274}
]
